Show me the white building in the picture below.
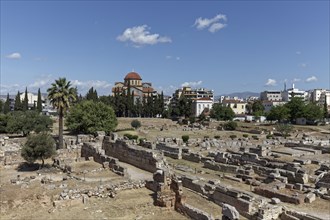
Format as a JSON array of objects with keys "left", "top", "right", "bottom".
[
  {"left": 282, "top": 84, "right": 307, "bottom": 102},
  {"left": 20, "top": 92, "right": 39, "bottom": 106},
  {"left": 192, "top": 97, "right": 213, "bottom": 117},
  {"left": 311, "top": 89, "right": 330, "bottom": 106},
  {"left": 260, "top": 91, "right": 282, "bottom": 101},
  {"left": 262, "top": 101, "right": 286, "bottom": 112}
]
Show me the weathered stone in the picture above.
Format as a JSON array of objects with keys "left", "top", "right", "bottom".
[
  {"left": 270, "top": 197, "right": 281, "bottom": 204},
  {"left": 222, "top": 204, "right": 239, "bottom": 220},
  {"left": 304, "top": 193, "right": 316, "bottom": 203}
]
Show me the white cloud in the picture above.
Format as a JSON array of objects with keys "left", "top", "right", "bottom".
[
  {"left": 0, "top": 83, "right": 22, "bottom": 95},
  {"left": 305, "top": 76, "right": 317, "bottom": 83},
  {"left": 292, "top": 78, "right": 301, "bottom": 82},
  {"left": 193, "top": 13, "right": 227, "bottom": 33},
  {"left": 296, "top": 51, "right": 302, "bottom": 55},
  {"left": 299, "top": 63, "right": 307, "bottom": 68},
  {"left": 6, "top": 52, "right": 21, "bottom": 59},
  {"left": 29, "top": 74, "right": 54, "bottom": 88},
  {"left": 166, "top": 55, "right": 172, "bottom": 59},
  {"left": 209, "top": 23, "right": 227, "bottom": 33},
  {"left": 156, "top": 85, "right": 176, "bottom": 95},
  {"left": 181, "top": 81, "right": 202, "bottom": 87},
  {"left": 176, "top": 57, "right": 180, "bottom": 60},
  {"left": 265, "top": 79, "right": 277, "bottom": 86},
  {"left": 117, "top": 25, "right": 171, "bottom": 47}
]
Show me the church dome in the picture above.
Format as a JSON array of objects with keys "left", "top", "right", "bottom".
[{"left": 124, "top": 72, "right": 142, "bottom": 80}]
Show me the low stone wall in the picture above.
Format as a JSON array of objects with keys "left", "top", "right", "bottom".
[
  {"left": 212, "top": 186, "right": 253, "bottom": 216},
  {"left": 181, "top": 203, "right": 214, "bottom": 220},
  {"left": 181, "top": 176, "right": 207, "bottom": 195},
  {"left": 81, "top": 142, "right": 127, "bottom": 176},
  {"left": 284, "top": 210, "right": 323, "bottom": 220},
  {"left": 182, "top": 152, "right": 202, "bottom": 163},
  {"left": 155, "top": 143, "right": 182, "bottom": 159},
  {"left": 103, "top": 137, "right": 164, "bottom": 173},
  {"left": 254, "top": 187, "right": 304, "bottom": 204},
  {"left": 204, "top": 160, "right": 239, "bottom": 174}
]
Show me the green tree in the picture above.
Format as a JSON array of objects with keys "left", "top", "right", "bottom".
[
  {"left": 6, "top": 111, "right": 52, "bottom": 136},
  {"left": 86, "top": 87, "right": 98, "bottom": 102},
  {"left": 223, "top": 121, "right": 238, "bottom": 130},
  {"left": 0, "top": 114, "right": 9, "bottom": 133},
  {"left": 266, "top": 105, "right": 290, "bottom": 122},
  {"left": 285, "top": 97, "right": 305, "bottom": 122},
  {"left": 3, "top": 93, "right": 11, "bottom": 114},
  {"left": 303, "top": 102, "right": 323, "bottom": 121},
  {"left": 0, "top": 100, "right": 3, "bottom": 113},
  {"left": 131, "top": 119, "right": 141, "bottom": 129},
  {"left": 324, "top": 101, "right": 329, "bottom": 119},
  {"left": 178, "top": 96, "right": 192, "bottom": 118},
  {"left": 252, "top": 100, "right": 265, "bottom": 117},
  {"left": 22, "top": 87, "right": 29, "bottom": 111},
  {"left": 21, "top": 133, "right": 56, "bottom": 168},
  {"left": 210, "top": 104, "right": 235, "bottom": 121},
  {"left": 37, "top": 88, "right": 43, "bottom": 112},
  {"left": 66, "top": 100, "right": 117, "bottom": 135},
  {"left": 276, "top": 123, "right": 293, "bottom": 138},
  {"left": 14, "top": 91, "right": 23, "bottom": 111},
  {"left": 47, "top": 77, "right": 77, "bottom": 148}
]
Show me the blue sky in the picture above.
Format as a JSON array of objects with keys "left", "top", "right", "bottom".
[{"left": 1, "top": 1, "right": 329, "bottom": 96}]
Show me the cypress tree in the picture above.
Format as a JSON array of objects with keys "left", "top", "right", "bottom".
[
  {"left": 3, "top": 93, "right": 11, "bottom": 114},
  {"left": 23, "top": 87, "right": 29, "bottom": 111},
  {"left": 37, "top": 88, "right": 43, "bottom": 112},
  {"left": 14, "top": 91, "right": 23, "bottom": 111}
]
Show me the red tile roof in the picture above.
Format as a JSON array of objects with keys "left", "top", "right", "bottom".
[{"left": 124, "top": 72, "right": 142, "bottom": 80}]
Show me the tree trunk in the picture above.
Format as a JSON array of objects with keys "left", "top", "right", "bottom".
[
  {"left": 41, "top": 158, "right": 44, "bottom": 168},
  {"left": 59, "top": 108, "right": 64, "bottom": 149}
]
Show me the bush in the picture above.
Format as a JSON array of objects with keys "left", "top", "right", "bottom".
[
  {"left": 204, "top": 136, "right": 209, "bottom": 139},
  {"left": 131, "top": 119, "right": 141, "bottom": 129},
  {"left": 230, "top": 135, "right": 237, "bottom": 139},
  {"left": 124, "top": 133, "right": 139, "bottom": 140},
  {"left": 139, "top": 138, "right": 146, "bottom": 145},
  {"left": 223, "top": 121, "right": 238, "bottom": 131},
  {"left": 214, "top": 135, "right": 220, "bottom": 139},
  {"left": 182, "top": 135, "right": 189, "bottom": 143},
  {"left": 266, "top": 134, "right": 273, "bottom": 139},
  {"left": 243, "top": 134, "right": 249, "bottom": 138},
  {"left": 252, "top": 135, "right": 259, "bottom": 140},
  {"left": 21, "top": 133, "right": 56, "bottom": 168},
  {"left": 66, "top": 101, "right": 117, "bottom": 135}
]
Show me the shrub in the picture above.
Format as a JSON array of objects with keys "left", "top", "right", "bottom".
[
  {"left": 266, "top": 134, "right": 273, "bottom": 139},
  {"left": 21, "top": 133, "right": 56, "bottom": 168},
  {"left": 243, "top": 134, "right": 249, "bottom": 138},
  {"left": 204, "top": 136, "right": 209, "bottom": 139},
  {"left": 223, "top": 121, "right": 238, "bottom": 131},
  {"left": 252, "top": 135, "right": 259, "bottom": 140},
  {"left": 124, "top": 133, "right": 138, "bottom": 140},
  {"left": 139, "top": 138, "right": 146, "bottom": 145},
  {"left": 230, "top": 135, "right": 237, "bottom": 139},
  {"left": 182, "top": 135, "right": 189, "bottom": 143},
  {"left": 214, "top": 135, "right": 220, "bottom": 139},
  {"left": 131, "top": 119, "right": 141, "bottom": 129}
]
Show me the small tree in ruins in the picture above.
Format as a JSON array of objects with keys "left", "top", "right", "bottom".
[{"left": 21, "top": 133, "right": 56, "bottom": 168}]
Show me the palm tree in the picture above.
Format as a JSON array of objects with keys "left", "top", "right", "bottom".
[{"left": 47, "top": 78, "right": 77, "bottom": 148}]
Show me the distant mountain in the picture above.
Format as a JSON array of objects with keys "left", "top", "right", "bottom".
[{"left": 215, "top": 91, "right": 259, "bottom": 100}]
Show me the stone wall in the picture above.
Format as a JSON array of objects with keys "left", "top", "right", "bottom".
[
  {"left": 81, "top": 142, "right": 127, "bottom": 176},
  {"left": 155, "top": 143, "right": 182, "bottom": 159},
  {"left": 181, "top": 203, "right": 214, "bottom": 220},
  {"left": 254, "top": 187, "right": 304, "bottom": 204},
  {"left": 103, "top": 137, "right": 164, "bottom": 173},
  {"left": 212, "top": 186, "right": 254, "bottom": 216},
  {"left": 204, "top": 160, "right": 239, "bottom": 174}
]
